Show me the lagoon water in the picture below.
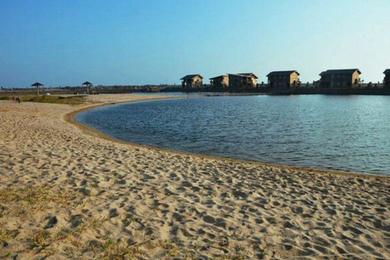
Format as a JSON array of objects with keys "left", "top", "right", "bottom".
[{"left": 76, "top": 95, "right": 390, "bottom": 175}]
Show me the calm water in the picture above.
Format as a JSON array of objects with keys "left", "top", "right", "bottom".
[{"left": 76, "top": 95, "right": 390, "bottom": 176}]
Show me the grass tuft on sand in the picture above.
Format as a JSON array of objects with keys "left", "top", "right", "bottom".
[
  {"left": 0, "top": 95, "right": 86, "bottom": 105},
  {"left": 0, "top": 186, "right": 73, "bottom": 215},
  {"left": 0, "top": 229, "right": 11, "bottom": 244},
  {"left": 100, "top": 240, "right": 145, "bottom": 259}
]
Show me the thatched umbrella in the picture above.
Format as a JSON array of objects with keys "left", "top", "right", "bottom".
[
  {"left": 82, "top": 81, "right": 93, "bottom": 94},
  {"left": 31, "top": 82, "right": 44, "bottom": 96}
]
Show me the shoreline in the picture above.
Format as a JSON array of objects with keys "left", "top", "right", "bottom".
[
  {"left": 66, "top": 96, "right": 389, "bottom": 180},
  {"left": 64, "top": 96, "right": 182, "bottom": 145}
]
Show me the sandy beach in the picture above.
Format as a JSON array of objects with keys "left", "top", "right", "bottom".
[{"left": 0, "top": 94, "right": 389, "bottom": 259}]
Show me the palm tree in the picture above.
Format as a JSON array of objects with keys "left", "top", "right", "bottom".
[
  {"left": 82, "top": 81, "right": 93, "bottom": 95},
  {"left": 31, "top": 82, "right": 44, "bottom": 96}
]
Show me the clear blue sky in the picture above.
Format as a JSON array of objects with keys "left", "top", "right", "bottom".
[{"left": 0, "top": 0, "right": 389, "bottom": 87}]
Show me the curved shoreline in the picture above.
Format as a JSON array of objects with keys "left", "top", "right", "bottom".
[
  {"left": 65, "top": 96, "right": 389, "bottom": 180},
  {"left": 64, "top": 96, "right": 180, "bottom": 145}
]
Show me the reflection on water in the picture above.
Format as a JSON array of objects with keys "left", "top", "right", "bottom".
[{"left": 77, "top": 95, "right": 390, "bottom": 176}]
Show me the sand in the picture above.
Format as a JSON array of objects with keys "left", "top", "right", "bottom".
[{"left": 0, "top": 94, "right": 389, "bottom": 259}]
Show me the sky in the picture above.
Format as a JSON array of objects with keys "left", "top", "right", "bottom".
[{"left": 0, "top": 0, "right": 389, "bottom": 87}]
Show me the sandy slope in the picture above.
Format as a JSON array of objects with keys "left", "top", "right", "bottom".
[{"left": 0, "top": 94, "right": 389, "bottom": 259}]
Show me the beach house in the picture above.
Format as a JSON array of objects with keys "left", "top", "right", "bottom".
[
  {"left": 229, "top": 73, "right": 258, "bottom": 89},
  {"left": 267, "top": 70, "right": 300, "bottom": 88},
  {"left": 384, "top": 69, "right": 390, "bottom": 88},
  {"left": 319, "top": 69, "right": 361, "bottom": 88},
  {"left": 181, "top": 74, "right": 203, "bottom": 88},
  {"left": 210, "top": 75, "right": 229, "bottom": 89},
  {"left": 210, "top": 73, "right": 257, "bottom": 89}
]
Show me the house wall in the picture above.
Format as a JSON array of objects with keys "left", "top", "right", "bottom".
[
  {"left": 268, "top": 75, "right": 288, "bottom": 88},
  {"left": 320, "top": 72, "right": 360, "bottom": 88},
  {"left": 210, "top": 76, "right": 229, "bottom": 88},
  {"left": 221, "top": 76, "right": 229, "bottom": 87},
  {"left": 191, "top": 75, "right": 203, "bottom": 87},
  {"left": 249, "top": 77, "right": 257, "bottom": 87},
  {"left": 331, "top": 74, "right": 351, "bottom": 88},
  {"left": 290, "top": 72, "right": 300, "bottom": 86},
  {"left": 229, "top": 75, "right": 257, "bottom": 89},
  {"left": 268, "top": 73, "right": 299, "bottom": 88},
  {"left": 351, "top": 71, "right": 361, "bottom": 86},
  {"left": 228, "top": 75, "right": 241, "bottom": 89},
  {"left": 384, "top": 74, "right": 390, "bottom": 88},
  {"left": 319, "top": 74, "right": 331, "bottom": 88}
]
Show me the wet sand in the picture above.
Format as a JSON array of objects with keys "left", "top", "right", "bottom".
[{"left": 0, "top": 94, "right": 389, "bottom": 259}]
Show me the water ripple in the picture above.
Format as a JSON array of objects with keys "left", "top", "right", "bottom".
[{"left": 77, "top": 95, "right": 390, "bottom": 176}]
